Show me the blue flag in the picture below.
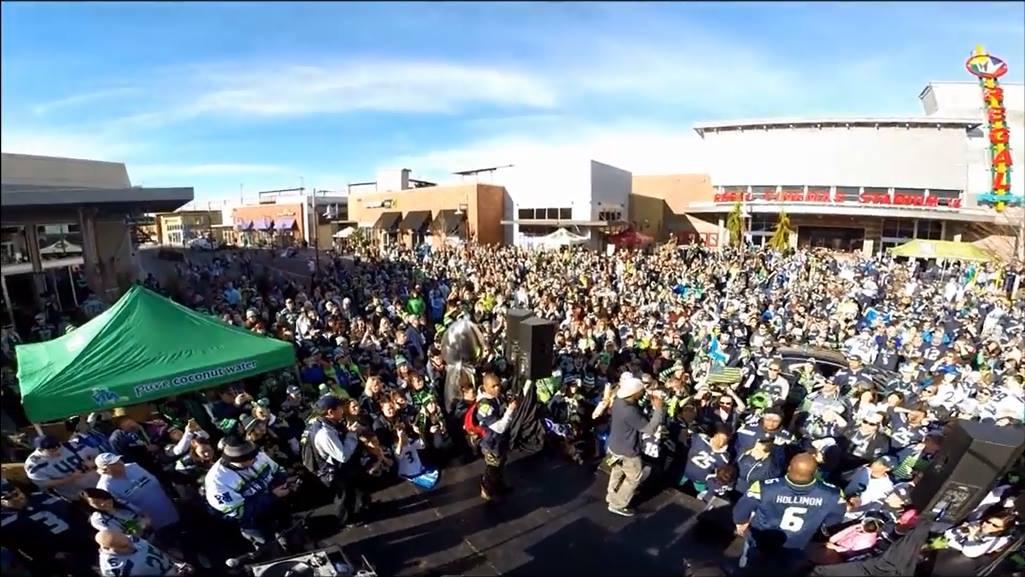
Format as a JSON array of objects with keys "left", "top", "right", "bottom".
[{"left": 707, "top": 334, "right": 728, "bottom": 367}]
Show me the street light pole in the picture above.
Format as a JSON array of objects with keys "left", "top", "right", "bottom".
[{"left": 311, "top": 188, "right": 320, "bottom": 275}]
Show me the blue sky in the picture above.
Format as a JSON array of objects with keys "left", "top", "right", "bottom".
[{"left": 2, "top": 2, "right": 1024, "bottom": 200}]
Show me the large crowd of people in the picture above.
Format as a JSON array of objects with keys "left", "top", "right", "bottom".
[{"left": 1, "top": 238, "right": 1023, "bottom": 576}]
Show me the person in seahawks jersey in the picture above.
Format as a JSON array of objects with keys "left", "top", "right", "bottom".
[
  {"left": 1, "top": 478, "right": 95, "bottom": 575},
  {"left": 24, "top": 434, "right": 100, "bottom": 501},
  {"left": 96, "top": 530, "right": 190, "bottom": 576},
  {"left": 733, "top": 453, "right": 845, "bottom": 575}
]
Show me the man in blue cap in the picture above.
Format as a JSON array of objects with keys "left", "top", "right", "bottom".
[{"left": 24, "top": 434, "right": 99, "bottom": 501}]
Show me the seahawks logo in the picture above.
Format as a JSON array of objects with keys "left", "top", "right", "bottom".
[{"left": 91, "top": 387, "right": 125, "bottom": 407}]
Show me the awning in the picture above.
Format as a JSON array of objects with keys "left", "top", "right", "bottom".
[
  {"left": 398, "top": 210, "right": 432, "bottom": 232},
  {"left": 373, "top": 211, "right": 402, "bottom": 231},
  {"left": 234, "top": 219, "right": 254, "bottom": 231},
  {"left": 432, "top": 210, "right": 463, "bottom": 234},
  {"left": 253, "top": 217, "right": 274, "bottom": 231},
  {"left": 889, "top": 239, "right": 993, "bottom": 262},
  {"left": 274, "top": 217, "right": 296, "bottom": 231}
]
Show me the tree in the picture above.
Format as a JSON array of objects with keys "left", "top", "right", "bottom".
[
  {"left": 768, "top": 208, "right": 793, "bottom": 251},
  {"left": 726, "top": 201, "right": 744, "bottom": 247}
]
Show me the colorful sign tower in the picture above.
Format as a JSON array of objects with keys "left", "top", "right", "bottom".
[{"left": 966, "top": 45, "right": 1015, "bottom": 212}]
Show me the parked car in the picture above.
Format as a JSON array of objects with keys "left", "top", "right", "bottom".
[
  {"left": 187, "top": 238, "right": 220, "bottom": 251},
  {"left": 776, "top": 345, "right": 897, "bottom": 390}
]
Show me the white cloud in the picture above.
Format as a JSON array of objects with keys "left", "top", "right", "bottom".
[
  {"left": 387, "top": 121, "right": 708, "bottom": 183},
  {"left": 31, "top": 86, "right": 140, "bottom": 116},
  {"left": 177, "top": 59, "right": 558, "bottom": 118},
  {"left": 0, "top": 127, "right": 144, "bottom": 161},
  {"left": 130, "top": 162, "right": 288, "bottom": 178}
]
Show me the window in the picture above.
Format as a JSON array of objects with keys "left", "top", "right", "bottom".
[
  {"left": 882, "top": 219, "right": 913, "bottom": 240},
  {"left": 929, "top": 189, "right": 962, "bottom": 207},
  {"left": 917, "top": 219, "right": 942, "bottom": 240},
  {"left": 599, "top": 211, "right": 623, "bottom": 222},
  {"left": 36, "top": 223, "right": 83, "bottom": 262},
  {"left": 750, "top": 213, "right": 776, "bottom": 233},
  {"left": 750, "top": 185, "right": 776, "bottom": 200},
  {"left": 517, "top": 207, "right": 571, "bottom": 221},
  {"left": 1, "top": 226, "right": 29, "bottom": 266},
  {"left": 835, "top": 186, "right": 860, "bottom": 202},
  {"left": 805, "top": 186, "right": 830, "bottom": 202}
]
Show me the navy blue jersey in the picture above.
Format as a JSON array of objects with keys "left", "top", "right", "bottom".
[
  {"left": 734, "top": 424, "right": 794, "bottom": 456},
  {"left": 475, "top": 396, "right": 508, "bottom": 454},
  {"left": 735, "top": 449, "right": 785, "bottom": 495},
  {"left": 886, "top": 411, "right": 924, "bottom": 451},
  {"left": 919, "top": 344, "right": 946, "bottom": 364},
  {"left": 1, "top": 493, "right": 93, "bottom": 558},
  {"left": 733, "top": 477, "right": 846, "bottom": 550},
  {"left": 683, "top": 432, "right": 730, "bottom": 483}
]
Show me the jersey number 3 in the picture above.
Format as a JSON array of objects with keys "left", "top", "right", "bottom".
[{"left": 780, "top": 506, "right": 808, "bottom": 532}]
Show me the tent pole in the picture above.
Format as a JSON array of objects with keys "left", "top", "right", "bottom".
[{"left": 32, "top": 423, "right": 44, "bottom": 436}]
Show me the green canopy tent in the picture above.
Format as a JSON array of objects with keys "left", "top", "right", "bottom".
[
  {"left": 888, "top": 239, "right": 994, "bottom": 262},
  {"left": 16, "top": 284, "right": 296, "bottom": 423}
]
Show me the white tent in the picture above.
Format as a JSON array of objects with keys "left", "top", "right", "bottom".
[
  {"left": 39, "top": 240, "right": 83, "bottom": 255},
  {"left": 540, "top": 228, "right": 588, "bottom": 247},
  {"left": 333, "top": 226, "right": 357, "bottom": 239}
]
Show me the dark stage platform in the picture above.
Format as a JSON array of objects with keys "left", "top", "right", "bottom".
[{"left": 311, "top": 452, "right": 743, "bottom": 576}]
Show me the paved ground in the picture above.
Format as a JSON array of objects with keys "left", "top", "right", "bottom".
[{"left": 315, "top": 451, "right": 741, "bottom": 577}]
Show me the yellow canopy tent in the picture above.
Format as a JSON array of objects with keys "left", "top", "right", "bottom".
[{"left": 889, "top": 239, "right": 993, "bottom": 262}]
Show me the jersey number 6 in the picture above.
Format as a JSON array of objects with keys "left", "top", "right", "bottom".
[{"left": 780, "top": 506, "right": 808, "bottom": 532}]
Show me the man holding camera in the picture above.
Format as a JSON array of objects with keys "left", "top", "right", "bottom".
[
  {"left": 305, "top": 395, "right": 370, "bottom": 528},
  {"left": 606, "top": 373, "right": 665, "bottom": 517}
]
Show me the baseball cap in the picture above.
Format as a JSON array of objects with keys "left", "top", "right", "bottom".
[
  {"left": 874, "top": 455, "right": 896, "bottom": 469},
  {"left": 95, "top": 453, "right": 123, "bottom": 468},
  {"left": 315, "top": 395, "right": 344, "bottom": 412},
  {"left": 34, "top": 435, "right": 60, "bottom": 450}
]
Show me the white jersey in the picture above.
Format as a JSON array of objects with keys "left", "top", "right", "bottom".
[
  {"left": 204, "top": 451, "right": 282, "bottom": 519},
  {"left": 99, "top": 536, "right": 175, "bottom": 576},
  {"left": 24, "top": 446, "right": 100, "bottom": 500},
  {"left": 396, "top": 438, "right": 426, "bottom": 478}
]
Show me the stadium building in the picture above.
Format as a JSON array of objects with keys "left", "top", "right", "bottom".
[{"left": 683, "top": 81, "right": 1024, "bottom": 255}]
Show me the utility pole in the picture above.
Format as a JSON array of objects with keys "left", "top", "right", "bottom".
[{"left": 313, "top": 188, "right": 320, "bottom": 274}]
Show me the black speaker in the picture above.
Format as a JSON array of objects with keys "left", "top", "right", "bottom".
[
  {"left": 505, "top": 308, "right": 533, "bottom": 363},
  {"left": 517, "top": 317, "right": 555, "bottom": 380},
  {"left": 910, "top": 420, "right": 1025, "bottom": 524}
]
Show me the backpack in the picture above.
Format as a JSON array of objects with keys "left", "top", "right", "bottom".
[
  {"left": 299, "top": 418, "right": 326, "bottom": 476},
  {"left": 463, "top": 401, "right": 487, "bottom": 439}
]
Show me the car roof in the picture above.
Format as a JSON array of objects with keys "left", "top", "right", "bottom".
[{"left": 777, "top": 345, "right": 898, "bottom": 386}]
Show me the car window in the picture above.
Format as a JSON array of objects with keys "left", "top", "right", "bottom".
[{"left": 780, "top": 356, "right": 844, "bottom": 378}]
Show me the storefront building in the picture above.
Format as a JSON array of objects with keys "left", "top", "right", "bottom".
[
  {"left": 349, "top": 181, "right": 506, "bottom": 247},
  {"left": 156, "top": 210, "right": 223, "bottom": 246},
  {"left": 1, "top": 153, "right": 193, "bottom": 331},
  {"left": 229, "top": 190, "right": 348, "bottom": 249},
  {"left": 490, "top": 159, "right": 631, "bottom": 247}
]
